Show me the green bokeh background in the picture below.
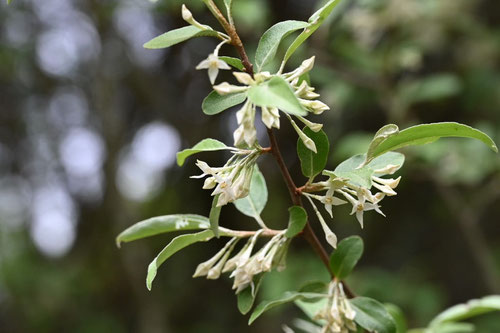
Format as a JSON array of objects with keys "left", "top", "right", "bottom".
[{"left": 1, "top": 0, "right": 499, "bottom": 332}]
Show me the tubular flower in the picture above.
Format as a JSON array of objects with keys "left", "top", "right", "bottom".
[{"left": 315, "top": 281, "right": 357, "bottom": 333}]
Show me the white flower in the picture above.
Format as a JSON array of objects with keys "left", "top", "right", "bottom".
[
  {"left": 300, "top": 99, "right": 330, "bottom": 114},
  {"left": 213, "top": 82, "right": 249, "bottom": 95},
  {"left": 196, "top": 53, "right": 231, "bottom": 84},
  {"left": 315, "top": 281, "right": 357, "bottom": 333},
  {"left": 320, "top": 189, "right": 347, "bottom": 218},
  {"left": 234, "top": 100, "right": 257, "bottom": 147},
  {"left": 339, "top": 189, "right": 385, "bottom": 228},
  {"left": 261, "top": 106, "right": 280, "bottom": 129}
]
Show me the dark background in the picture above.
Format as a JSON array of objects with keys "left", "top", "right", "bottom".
[{"left": 0, "top": 0, "right": 499, "bottom": 332}]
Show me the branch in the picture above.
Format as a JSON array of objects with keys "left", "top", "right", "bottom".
[{"left": 203, "top": 0, "right": 355, "bottom": 298}]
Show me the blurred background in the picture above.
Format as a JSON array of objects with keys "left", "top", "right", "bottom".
[{"left": 0, "top": 0, "right": 499, "bottom": 332}]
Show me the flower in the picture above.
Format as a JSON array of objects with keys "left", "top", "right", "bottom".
[
  {"left": 314, "top": 281, "right": 357, "bottom": 333},
  {"left": 196, "top": 53, "right": 231, "bottom": 84},
  {"left": 234, "top": 100, "right": 257, "bottom": 147}
]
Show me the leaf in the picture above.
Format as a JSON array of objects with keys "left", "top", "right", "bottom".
[
  {"left": 234, "top": 166, "right": 267, "bottom": 218},
  {"left": 248, "top": 76, "right": 307, "bottom": 116},
  {"left": 431, "top": 322, "right": 475, "bottom": 333},
  {"left": 143, "top": 26, "right": 219, "bottom": 49},
  {"left": 325, "top": 151, "right": 404, "bottom": 189},
  {"left": 329, "top": 236, "right": 364, "bottom": 279},
  {"left": 116, "top": 214, "right": 210, "bottom": 247},
  {"left": 367, "top": 122, "right": 498, "bottom": 163},
  {"left": 176, "top": 138, "right": 230, "bottom": 166},
  {"left": 350, "top": 297, "right": 397, "bottom": 333},
  {"left": 297, "top": 128, "right": 330, "bottom": 178},
  {"left": 429, "top": 295, "right": 500, "bottom": 328},
  {"left": 283, "top": 0, "right": 343, "bottom": 64},
  {"left": 209, "top": 195, "right": 222, "bottom": 238},
  {"left": 249, "top": 292, "right": 327, "bottom": 325},
  {"left": 254, "top": 20, "right": 309, "bottom": 71},
  {"left": 385, "top": 303, "right": 408, "bottom": 333},
  {"left": 219, "top": 56, "right": 245, "bottom": 71},
  {"left": 285, "top": 206, "right": 308, "bottom": 238},
  {"left": 331, "top": 154, "right": 373, "bottom": 188},
  {"left": 146, "top": 230, "right": 214, "bottom": 290},
  {"left": 202, "top": 91, "right": 247, "bottom": 115},
  {"left": 365, "top": 124, "right": 399, "bottom": 165},
  {"left": 295, "top": 298, "right": 328, "bottom": 321},
  {"left": 237, "top": 274, "right": 264, "bottom": 314}
]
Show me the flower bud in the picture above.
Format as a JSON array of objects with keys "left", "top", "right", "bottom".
[
  {"left": 213, "top": 82, "right": 248, "bottom": 95},
  {"left": 233, "top": 72, "right": 254, "bottom": 85},
  {"left": 181, "top": 4, "right": 193, "bottom": 22}
]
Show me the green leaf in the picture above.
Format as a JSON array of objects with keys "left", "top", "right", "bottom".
[
  {"left": 176, "top": 138, "right": 230, "bottom": 166},
  {"left": 367, "top": 122, "right": 498, "bottom": 163},
  {"left": 325, "top": 151, "right": 404, "bottom": 189},
  {"left": 429, "top": 295, "right": 500, "bottom": 328},
  {"left": 331, "top": 154, "right": 373, "bottom": 188},
  {"left": 143, "top": 26, "right": 219, "bottom": 49},
  {"left": 202, "top": 91, "right": 247, "bottom": 115},
  {"left": 146, "top": 230, "right": 214, "bottom": 290},
  {"left": 255, "top": 20, "right": 309, "bottom": 71},
  {"left": 234, "top": 166, "right": 267, "bottom": 218},
  {"left": 297, "top": 127, "right": 330, "bottom": 178},
  {"left": 247, "top": 76, "right": 307, "bottom": 116},
  {"left": 431, "top": 322, "right": 475, "bottom": 333},
  {"left": 385, "top": 303, "right": 408, "bottom": 333},
  {"left": 329, "top": 236, "right": 364, "bottom": 279},
  {"left": 237, "top": 274, "right": 264, "bottom": 315},
  {"left": 219, "top": 56, "right": 245, "bottom": 71},
  {"left": 365, "top": 124, "right": 399, "bottom": 165},
  {"left": 249, "top": 292, "right": 327, "bottom": 325},
  {"left": 283, "top": 0, "right": 343, "bottom": 64},
  {"left": 295, "top": 298, "right": 328, "bottom": 321},
  {"left": 209, "top": 195, "right": 222, "bottom": 238},
  {"left": 116, "top": 214, "right": 210, "bottom": 247},
  {"left": 350, "top": 297, "right": 397, "bottom": 333},
  {"left": 285, "top": 206, "right": 308, "bottom": 238}
]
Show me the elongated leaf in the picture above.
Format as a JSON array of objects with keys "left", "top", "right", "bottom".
[
  {"left": 283, "top": 0, "right": 343, "bottom": 64},
  {"left": 329, "top": 236, "right": 364, "bottom": 279},
  {"left": 209, "top": 195, "right": 221, "bottom": 238},
  {"left": 365, "top": 124, "right": 399, "bottom": 165},
  {"left": 249, "top": 292, "right": 327, "bottom": 325},
  {"left": 367, "top": 122, "right": 498, "bottom": 163},
  {"left": 144, "top": 26, "right": 219, "bottom": 49},
  {"left": 350, "top": 297, "right": 397, "bottom": 333},
  {"left": 234, "top": 166, "right": 267, "bottom": 217},
  {"left": 116, "top": 214, "right": 210, "bottom": 247},
  {"left": 431, "top": 323, "right": 475, "bottom": 333},
  {"left": 146, "top": 230, "right": 214, "bottom": 290},
  {"left": 429, "top": 295, "right": 500, "bottom": 328},
  {"left": 248, "top": 76, "right": 307, "bottom": 116},
  {"left": 325, "top": 151, "right": 404, "bottom": 189},
  {"left": 285, "top": 206, "right": 308, "bottom": 238},
  {"left": 255, "top": 20, "right": 309, "bottom": 71},
  {"left": 237, "top": 274, "right": 264, "bottom": 314},
  {"left": 176, "top": 138, "right": 230, "bottom": 166},
  {"left": 385, "top": 303, "right": 408, "bottom": 333},
  {"left": 295, "top": 298, "right": 328, "bottom": 321},
  {"left": 297, "top": 128, "right": 329, "bottom": 178},
  {"left": 219, "top": 56, "right": 245, "bottom": 71},
  {"left": 202, "top": 91, "right": 247, "bottom": 115}
]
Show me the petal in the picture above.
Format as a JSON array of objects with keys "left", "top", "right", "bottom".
[
  {"left": 196, "top": 58, "right": 210, "bottom": 70},
  {"left": 207, "top": 66, "right": 219, "bottom": 84},
  {"left": 355, "top": 210, "right": 364, "bottom": 228},
  {"left": 216, "top": 59, "right": 231, "bottom": 70}
]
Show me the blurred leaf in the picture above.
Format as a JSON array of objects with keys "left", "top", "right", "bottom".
[
  {"left": 143, "top": 26, "right": 219, "bottom": 49},
  {"left": 385, "top": 303, "right": 408, "bottom": 333},
  {"left": 429, "top": 295, "right": 500, "bottom": 328},
  {"left": 350, "top": 297, "right": 397, "bottom": 333},
  {"left": 116, "top": 214, "right": 209, "bottom": 246},
  {"left": 176, "top": 138, "right": 230, "bottom": 166},
  {"left": 219, "top": 56, "right": 245, "bottom": 71},
  {"left": 295, "top": 298, "right": 328, "bottom": 322},
  {"left": 432, "top": 322, "right": 475, "bottom": 333},
  {"left": 248, "top": 76, "right": 307, "bottom": 116},
  {"left": 285, "top": 206, "right": 307, "bottom": 238},
  {"left": 367, "top": 152, "right": 405, "bottom": 173},
  {"left": 209, "top": 195, "right": 221, "bottom": 238},
  {"left": 255, "top": 20, "right": 308, "bottom": 71},
  {"left": 328, "top": 154, "right": 373, "bottom": 188},
  {"left": 283, "top": 0, "right": 344, "bottom": 64},
  {"left": 249, "top": 292, "right": 327, "bottom": 325},
  {"left": 146, "top": 230, "right": 215, "bottom": 290},
  {"left": 329, "top": 236, "right": 364, "bottom": 279},
  {"left": 398, "top": 74, "right": 462, "bottom": 105},
  {"left": 237, "top": 274, "right": 264, "bottom": 315},
  {"left": 297, "top": 128, "right": 330, "bottom": 178},
  {"left": 368, "top": 122, "right": 498, "bottom": 163},
  {"left": 202, "top": 91, "right": 247, "bottom": 115},
  {"left": 234, "top": 166, "right": 267, "bottom": 218}
]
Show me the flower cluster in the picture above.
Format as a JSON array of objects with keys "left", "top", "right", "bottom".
[
  {"left": 306, "top": 165, "right": 402, "bottom": 228},
  {"left": 314, "top": 281, "right": 357, "bottom": 333},
  {"left": 210, "top": 57, "right": 328, "bottom": 149},
  {"left": 192, "top": 148, "right": 261, "bottom": 206},
  {"left": 193, "top": 231, "right": 290, "bottom": 293}
]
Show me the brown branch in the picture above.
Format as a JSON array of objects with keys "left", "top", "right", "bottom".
[{"left": 203, "top": 0, "right": 355, "bottom": 298}]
